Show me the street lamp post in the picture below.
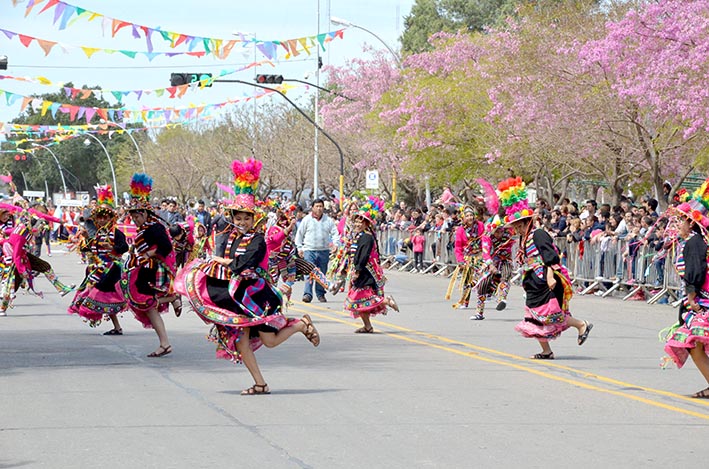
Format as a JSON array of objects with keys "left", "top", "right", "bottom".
[
  {"left": 213, "top": 78, "right": 346, "bottom": 209},
  {"left": 330, "top": 16, "right": 403, "bottom": 67},
  {"left": 83, "top": 133, "right": 118, "bottom": 195},
  {"left": 31, "top": 143, "right": 68, "bottom": 197},
  {"left": 330, "top": 16, "right": 405, "bottom": 204},
  {"left": 100, "top": 119, "right": 146, "bottom": 172}
]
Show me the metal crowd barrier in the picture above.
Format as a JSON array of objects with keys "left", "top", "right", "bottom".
[{"left": 376, "top": 228, "right": 683, "bottom": 305}]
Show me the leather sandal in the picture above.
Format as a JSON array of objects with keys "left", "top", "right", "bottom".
[
  {"left": 172, "top": 297, "right": 183, "bottom": 317},
  {"left": 387, "top": 295, "right": 400, "bottom": 312},
  {"left": 354, "top": 326, "right": 374, "bottom": 333},
  {"left": 691, "top": 386, "right": 709, "bottom": 399},
  {"left": 147, "top": 345, "right": 172, "bottom": 358},
  {"left": 241, "top": 383, "right": 270, "bottom": 395},
  {"left": 301, "top": 314, "right": 320, "bottom": 347},
  {"left": 578, "top": 321, "right": 594, "bottom": 346},
  {"left": 532, "top": 351, "right": 554, "bottom": 360},
  {"left": 103, "top": 328, "right": 123, "bottom": 336}
]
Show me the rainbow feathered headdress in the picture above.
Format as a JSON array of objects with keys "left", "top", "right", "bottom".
[
  {"left": 127, "top": 173, "right": 153, "bottom": 211},
  {"left": 93, "top": 184, "right": 116, "bottom": 217},
  {"left": 673, "top": 177, "right": 709, "bottom": 229},
  {"left": 228, "top": 158, "right": 262, "bottom": 213},
  {"left": 356, "top": 196, "right": 385, "bottom": 226},
  {"left": 498, "top": 176, "right": 533, "bottom": 225}
]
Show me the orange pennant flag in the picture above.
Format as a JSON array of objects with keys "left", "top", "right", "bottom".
[
  {"left": 287, "top": 39, "right": 300, "bottom": 57},
  {"left": 37, "top": 39, "right": 57, "bottom": 56},
  {"left": 111, "top": 19, "right": 131, "bottom": 38},
  {"left": 80, "top": 89, "right": 93, "bottom": 99},
  {"left": 20, "top": 96, "right": 32, "bottom": 113}
]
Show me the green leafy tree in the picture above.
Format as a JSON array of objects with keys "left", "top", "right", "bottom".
[{"left": 0, "top": 83, "right": 130, "bottom": 197}]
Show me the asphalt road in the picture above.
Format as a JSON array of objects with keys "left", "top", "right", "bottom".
[{"left": 1, "top": 249, "right": 708, "bottom": 468}]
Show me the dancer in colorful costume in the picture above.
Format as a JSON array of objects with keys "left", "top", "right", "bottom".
[
  {"left": 0, "top": 204, "right": 74, "bottom": 315},
  {"left": 344, "top": 196, "right": 399, "bottom": 333},
  {"left": 176, "top": 159, "right": 320, "bottom": 395},
  {"left": 328, "top": 200, "right": 359, "bottom": 296},
  {"left": 169, "top": 220, "right": 194, "bottom": 269},
  {"left": 662, "top": 178, "right": 709, "bottom": 397},
  {"left": 471, "top": 214, "right": 515, "bottom": 320},
  {"left": 265, "top": 204, "right": 297, "bottom": 299},
  {"left": 445, "top": 204, "right": 485, "bottom": 309},
  {"left": 501, "top": 177, "right": 593, "bottom": 359},
  {"left": 120, "top": 173, "right": 179, "bottom": 357},
  {"left": 68, "top": 185, "right": 129, "bottom": 334},
  {"left": 187, "top": 222, "right": 211, "bottom": 262}
]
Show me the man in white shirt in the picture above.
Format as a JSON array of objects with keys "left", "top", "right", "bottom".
[{"left": 295, "top": 199, "right": 340, "bottom": 303}]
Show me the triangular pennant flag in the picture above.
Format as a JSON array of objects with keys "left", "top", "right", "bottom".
[
  {"left": 40, "top": 100, "right": 52, "bottom": 116},
  {"left": 57, "top": 2, "right": 75, "bottom": 29},
  {"left": 119, "top": 50, "right": 137, "bottom": 59},
  {"left": 316, "top": 33, "right": 327, "bottom": 50},
  {"left": 174, "top": 34, "right": 189, "bottom": 48},
  {"left": 0, "top": 29, "right": 17, "bottom": 40},
  {"left": 111, "top": 19, "right": 131, "bottom": 38},
  {"left": 97, "top": 109, "right": 108, "bottom": 121},
  {"left": 140, "top": 26, "right": 154, "bottom": 53},
  {"left": 19, "top": 34, "right": 34, "bottom": 48},
  {"left": 37, "top": 39, "right": 57, "bottom": 56},
  {"left": 287, "top": 39, "right": 300, "bottom": 57},
  {"left": 81, "top": 47, "right": 100, "bottom": 58},
  {"left": 111, "top": 91, "right": 122, "bottom": 101},
  {"left": 68, "top": 105, "right": 79, "bottom": 120},
  {"left": 80, "top": 89, "right": 93, "bottom": 99},
  {"left": 256, "top": 42, "right": 276, "bottom": 60},
  {"left": 84, "top": 107, "right": 97, "bottom": 123},
  {"left": 298, "top": 37, "right": 311, "bottom": 56},
  {"left": 131, "top": 24, "right": 141, "bottom": 40},
  {"left": 39, "top": 0, "right": 60, "bottom": 15},
  {"left": 49, "top": 102, "right": 61, "bottom": 119},
  {"left": 21, "top": 96, "right": 32, "bottom": 112}
]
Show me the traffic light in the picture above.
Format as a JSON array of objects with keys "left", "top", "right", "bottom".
[
  {"left": 169, "top": 73, "right": 213, "bottom": 87},
  {"left": 255, "top": 74, "right": 284, "bottom": 85}
]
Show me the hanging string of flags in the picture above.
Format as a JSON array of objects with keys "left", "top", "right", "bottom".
[
  {"left": 0, "top": 81, "right": 301, "bottom": 124},
  {"left": 0, "top": 63, "right": 272, "bottom": 101},
  {"left": 0, "top": 27, "right": 337, "bottom": 61},
  {"left": 10, "top": 0, "right": 346, "bottom": 61},
  {"left": 0, "top": 120, "right": 183, "bottom": 137}
]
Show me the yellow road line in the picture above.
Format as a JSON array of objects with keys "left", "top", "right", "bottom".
[{"left": 291, "top": 303, "right": 709, "bottom": 420}]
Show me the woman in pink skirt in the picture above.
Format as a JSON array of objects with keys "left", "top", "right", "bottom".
[
  {"left": 499, "top": 177, "right": 592, "bottom": 359},
  {"left": 663, "top": 180, "right": 709, "bottom": 398},
  {"left": 120, "top": 173, "right": 179, "bottom": 357},
  {"left": 69, "top": 185, "right": 129, "bottom": 334},
  {"left": 344, "top": 197, "right": 399, "bottom": 333},
  {"left": 176, "top": 159, "right": 320, "bottom": 395}
]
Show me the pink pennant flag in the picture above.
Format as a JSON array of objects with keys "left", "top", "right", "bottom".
[{"left": 18, "top": 34, "right": 34, "bottom": 47}]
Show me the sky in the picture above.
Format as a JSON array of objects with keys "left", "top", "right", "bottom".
[{"left": 0, "top": 0, "right": 415, "bottom": 134}]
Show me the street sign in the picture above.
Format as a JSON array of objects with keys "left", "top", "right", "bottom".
[
  {"left": 56, "top": 199, "right": 84, "bottom": 207},
  {"left": 365, "top": 170, "right": 379, "bottom": 190}
]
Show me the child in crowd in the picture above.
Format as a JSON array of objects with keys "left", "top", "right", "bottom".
[{"left": 411, "top": 228, "right": 426, "bottom": 272}]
